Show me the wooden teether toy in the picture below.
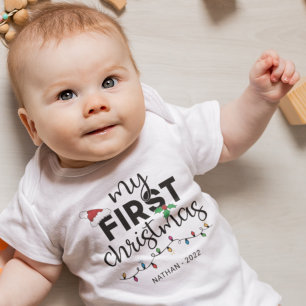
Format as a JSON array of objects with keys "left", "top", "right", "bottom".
[
  {"left": 4, "top": 0, "right": 27, "bottom": 12},
  {"left": 0, "top": 0, "right": 127, "bottom": 46},
  {"left": 0, "top": 0, "right": 33, "bottom": 45}
]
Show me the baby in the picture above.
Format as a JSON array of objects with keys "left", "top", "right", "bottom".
[{"left": 0, "top": 2, "right": 299, "bottom": 306}]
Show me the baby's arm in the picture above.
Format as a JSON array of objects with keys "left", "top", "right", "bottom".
[
  {"left": 219, "top": 50, "right": 300, "bottom": 163},
  {"left": 0, "top": 251, "right": 62, "bottom": 305}
]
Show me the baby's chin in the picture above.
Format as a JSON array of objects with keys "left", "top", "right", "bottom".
[{"left": 58, "top": 138, "right": 139, "bottom": 168}]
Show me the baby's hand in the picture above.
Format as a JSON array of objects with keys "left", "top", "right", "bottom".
[{"left": 249, "top": 50, "right": 300, "bottom": 103}]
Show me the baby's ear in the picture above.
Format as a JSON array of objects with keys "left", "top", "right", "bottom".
[{"left": 18, "top": 108, "right": 43, "bottom": 146}]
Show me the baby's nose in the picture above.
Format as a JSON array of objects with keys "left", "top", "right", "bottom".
[
  {"left": 88, "top": 105, "right": 108, "bottom": 114},
  {"left": 84, "top": 99, "right": 110, "bottom": 117}
]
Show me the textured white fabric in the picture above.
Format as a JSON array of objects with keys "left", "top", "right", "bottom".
[{"left": 0, "top": 84, "right": 281, "bottom": 305}]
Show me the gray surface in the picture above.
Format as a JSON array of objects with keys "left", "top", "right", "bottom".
[{"left": 0, "top": 0, "right": 305, "bottom": 305}]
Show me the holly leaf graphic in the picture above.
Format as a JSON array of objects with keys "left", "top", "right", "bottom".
[
  {"left": 154, "top": 207, "right": 163, "bottom": 214},
  {"left": 163, "top": 209, "right": 170, "bottom": 218},
  {"left": 167, "top": 204, "right": 176, "bottom": 209}
]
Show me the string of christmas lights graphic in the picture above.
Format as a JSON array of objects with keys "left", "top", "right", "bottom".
[{"left": 120, "top": 222, "right": 212, "bottom": 282}]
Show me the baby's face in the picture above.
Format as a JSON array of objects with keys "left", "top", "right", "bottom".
[{"left": 18, "top": 32, "right": 145, "bottom": 167}]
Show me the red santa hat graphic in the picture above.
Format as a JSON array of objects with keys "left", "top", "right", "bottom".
[{"left": 79, "top": 208, "right": 111, "bottom": 227}]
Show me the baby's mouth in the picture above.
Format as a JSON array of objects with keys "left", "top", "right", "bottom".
[{"left": 85, "top": 125, "right": 116, "bottom": 135}]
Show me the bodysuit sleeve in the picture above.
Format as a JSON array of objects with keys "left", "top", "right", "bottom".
[
  {"left": 166, "top": 100, "right": 224, "bottom": 176},
  {"left": 142, "top": 83, "right": 223, "bottom": 176},
  {"left": 0, "top": 151, "right": 63, "bottom": 265}
]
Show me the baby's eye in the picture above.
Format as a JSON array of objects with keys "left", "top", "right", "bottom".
[
  {"left": 102, "top": 77, "right": 118, "bottom": 89},
  {"left": 58, "top": 90, "right": 76, "bottom": 101}
]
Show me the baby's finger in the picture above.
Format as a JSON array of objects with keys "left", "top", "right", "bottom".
[
  {"left": 288, "top": 71, "right": 300, "bottom": 86},
  {"left": 253, "top": 56, "right": 274, "bottom": 78},
  {"left": 260, "top": 50, "right": 279, "bottom": 66},
  {"left": 271, "top": 58, "right": 286, "bottom": 82},
  {"left": 281, "top": 60, "right": 295, "bottom": 83}
]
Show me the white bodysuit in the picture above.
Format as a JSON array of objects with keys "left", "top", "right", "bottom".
[{"left": 0, "top": 84, "right": 281, "bottom": 305}]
